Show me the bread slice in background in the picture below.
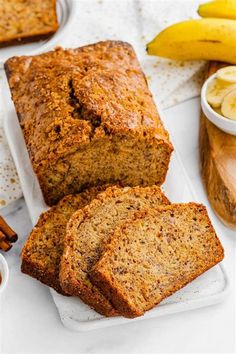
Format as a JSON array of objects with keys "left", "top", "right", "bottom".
[
  {"left": 59, "top": 185, "right": 170, "bottom": 316},
  {"left": 0, "top": 0, "right": 58, "bottom": 47},
  {"left": 90, "top": 203, "right": 224, "bottom": 318},
  {"left": 21, "top": 185, "right": 109, "bottom": 295}
]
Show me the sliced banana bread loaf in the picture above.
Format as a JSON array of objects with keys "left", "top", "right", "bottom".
[
  {"left": 21, "top": 185, "right": 108, "bottom": 295},
  {"left": 90, "top": 203, "right": 224, "bottom": 318},
  {"left": 0, "top": 0, "right": 58, "bottom": 47},
  {"left": 5, "top": 41, "right": 173, "bottom": 205},
  {"left": 59, "top": 185, "right": 170, "bottom": 316}
]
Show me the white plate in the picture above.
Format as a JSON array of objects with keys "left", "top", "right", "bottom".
[
  {"left": 0, "top": 0, "right": 77, "bottom": 68},
  {"left": 1, "top": 72, "right": 229, "bottom": 331}
]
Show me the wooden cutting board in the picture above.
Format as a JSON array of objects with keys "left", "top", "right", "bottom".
[{"left": 200, "top": 62, "right": 236, "bottom": 230}]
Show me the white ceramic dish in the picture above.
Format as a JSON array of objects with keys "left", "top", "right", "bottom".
[
  {"left": 201, "top": 73, "right": 236, "bottom": 136},
  {"left": 0, "top": 0, "right": 77, "bottom": 68},
  {"left": 0, "top": 253, "right": 9, "bottom": 296},
  {"left": 1, "top": 74, "right": 230, "bottom": 331}
]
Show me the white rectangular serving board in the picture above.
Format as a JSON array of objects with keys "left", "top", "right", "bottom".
[{"left": 1, "top": 75, "right": 229, "bottom": 331}]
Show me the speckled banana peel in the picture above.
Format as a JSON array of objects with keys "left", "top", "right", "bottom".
[
  {"left": 146, "top": 18, "right": 236, "bottom": 64},
  {"left": 198, "top": 0, "right": 236, "bottom": 20}
]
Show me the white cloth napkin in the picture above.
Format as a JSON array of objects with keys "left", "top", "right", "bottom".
[{"left": 0, "top": 0, "right": 207, "bottom": 208}]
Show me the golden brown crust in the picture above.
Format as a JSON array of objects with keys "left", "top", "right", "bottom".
[
  {"left": 59, "top": 185, "right": 170, "bottom": 317},
  {"left": 90, "top": 203, "right": 224, "bottom": 318},
  {"left": 5, "top": 41, "right": 173, "bottom": 205},
  {"left": 0, "top": 31, "right": 57, "bottom": 48},
  {"left": 0, "top": 0, "right": 58, "bottom": 47},
  {"left": 21, "top": 255, "right": 68, "bottom": 295}
]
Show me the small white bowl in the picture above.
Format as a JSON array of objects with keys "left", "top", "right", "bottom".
[
  {"left": 201, "top": 73, "right": 236, "bottom": 136},
  {"left": 0, "top": 253, "right": 9, "bottom": 296}
]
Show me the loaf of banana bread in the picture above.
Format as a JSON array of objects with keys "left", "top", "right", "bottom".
[
  {"left": 0, "top": 0, "right": 58, "bottom": 47},
  {"left": 90, "top": 203, "right": 224, "bottom": 318},
  {"left": 5, "top": 41, "right": 173, "bottom": 206}
]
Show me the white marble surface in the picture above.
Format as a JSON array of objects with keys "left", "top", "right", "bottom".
[{"left": 0, "top": 98, "right": 235, "bottom": 354}]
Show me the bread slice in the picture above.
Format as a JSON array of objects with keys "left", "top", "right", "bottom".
[
  {"left": 0, "top": 0, "right": 58, "bottom": 48},
  {"left": 21, "top": 186, "right": 108, "bottom": 295},
  {"left": 90, "top": 203, "right": 224, "bottom": 318},
  {"left": 59, "top": 185, "right": 170, "bottom": 316}
]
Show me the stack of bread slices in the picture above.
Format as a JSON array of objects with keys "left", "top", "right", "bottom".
[{"left": 21, "top": 185, "right": 224, "bottom": 318}]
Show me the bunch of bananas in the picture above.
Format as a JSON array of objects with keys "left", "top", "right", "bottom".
[{"left": 146, "top": 0, "right": 236, "bottom": 64}]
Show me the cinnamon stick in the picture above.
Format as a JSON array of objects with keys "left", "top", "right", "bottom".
[
  {"left": 0, "top": 216, "right": 18, "bottom": 242},
  {"left": 0, "top": 239, "right": 12, "bottom": 252},
  {"left": 0, "top": 230, "right": 5, "bottom": 241}
]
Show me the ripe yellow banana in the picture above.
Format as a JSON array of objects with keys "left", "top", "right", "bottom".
[
  {"left": 147, "top": 18, "right": 236, "bottom": 64},
  {"left": 198, "top": 0, "right": 236, "bottom": 20}
]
